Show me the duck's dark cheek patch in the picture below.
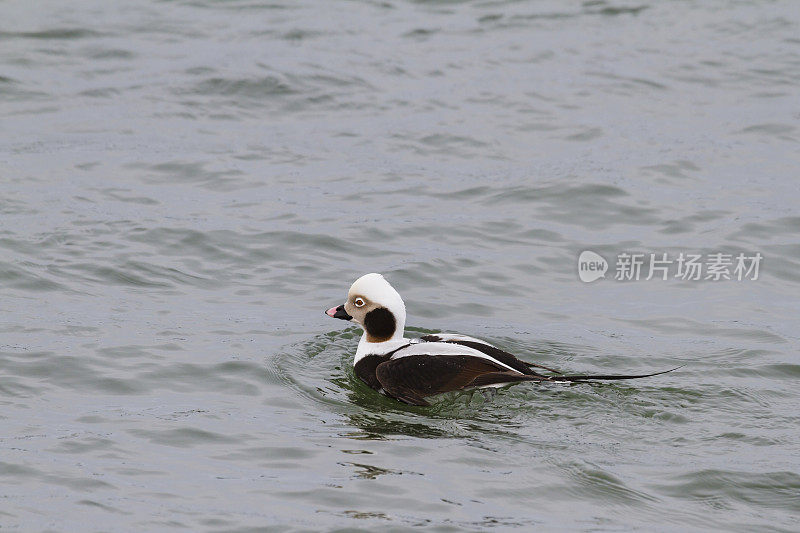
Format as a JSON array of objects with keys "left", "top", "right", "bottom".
[{"left": 364, "top": 307, "right": 395, "bottom": 340}]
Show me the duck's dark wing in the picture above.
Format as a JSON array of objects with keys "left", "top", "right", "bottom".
[
  {"left": 375, "top": 354, "right": 542, "bottom": 406},
  {"left": 419, "top": 334, "right": 560, "bottom": 375}
]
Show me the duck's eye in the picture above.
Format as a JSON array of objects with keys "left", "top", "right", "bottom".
[{"left": 354, "top": 298, "right": 365, "bottom": 307}]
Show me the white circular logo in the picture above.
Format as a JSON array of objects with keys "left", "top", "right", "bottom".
[{"left": 578, "top": 251, "right": 608, "bottom": 283}]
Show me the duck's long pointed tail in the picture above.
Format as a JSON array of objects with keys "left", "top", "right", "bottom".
[
  {"left": 543, "top": 366, "right": 683, "bottom": 383},
  {"left": 522, "top": 361, "right": 563, "bottom": 374}
]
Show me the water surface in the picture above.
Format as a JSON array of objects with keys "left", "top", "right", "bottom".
[{"left": 2, "top": 0, "right": 799, "bottom": 531}]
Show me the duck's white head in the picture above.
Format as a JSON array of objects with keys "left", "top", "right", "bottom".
[{"left": 325, "top": 273, "right": 406, "bottom": 342}]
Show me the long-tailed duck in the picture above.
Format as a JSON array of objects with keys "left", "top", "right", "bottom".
[{"left": 326, "top": 273, "right": 674, "bottom": 406}]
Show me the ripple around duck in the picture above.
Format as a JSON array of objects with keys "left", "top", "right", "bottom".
[{"left": 269, "top": 327, "right": 691, "bottom": 442}]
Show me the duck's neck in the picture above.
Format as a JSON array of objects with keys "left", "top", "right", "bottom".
[{"left": 355, "top": 329, "right": 408, "bottom": 363}]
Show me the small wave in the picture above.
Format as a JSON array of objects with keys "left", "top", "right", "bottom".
[
  {"left": 0, "top": 28, "right": 105, "bottom": 40},
  {"left": 656, "top": 469, "right": 800, "bottom": 512},
  {"left": 191, "top": 76, "right": 297, "bottom": 98}
]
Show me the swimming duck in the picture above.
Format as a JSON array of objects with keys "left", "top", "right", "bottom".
[{"left": 326, "top": 273, "right": 673, "bottom": 406}]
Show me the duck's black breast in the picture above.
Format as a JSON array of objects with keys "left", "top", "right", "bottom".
[
  {"left": 353, "top": 354, "right": 390, "bottom": 390},
  {"left": 354, "top": 342, "right": 414, "bottom": 390}
]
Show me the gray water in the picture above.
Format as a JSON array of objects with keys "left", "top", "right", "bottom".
[{"left": 2, "top": 0, "right": 799, "bottom": 531}]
